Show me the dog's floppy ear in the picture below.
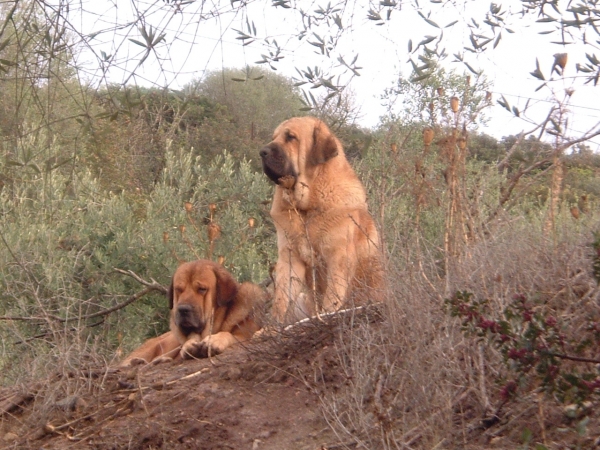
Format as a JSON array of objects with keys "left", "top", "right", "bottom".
[
  {"left": 168, "top": 279, "right": 174, "bottom": 309},
  {"left": 309, "top": 120, "right": 339, "bottom": 166},
  {"left": 213, "top": 264, "right": 239, "bottom": 307}
]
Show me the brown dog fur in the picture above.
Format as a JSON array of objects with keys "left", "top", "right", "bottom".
[
  {"left": 260, "top": 116, "right": 384, "bottom": 323},
  {"left": 121, "top": 260, "right": 265, "bottom": 366}
]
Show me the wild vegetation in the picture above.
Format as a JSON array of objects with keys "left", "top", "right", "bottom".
[{"left": 0, "top": 1, "right": 599, "bottom": 448}]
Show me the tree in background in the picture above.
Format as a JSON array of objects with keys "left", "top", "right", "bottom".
[
  {"left": 0, "top": 0, "right": 88, "bottom": 192},
  {"left": 86, "top": 85, "right": 221, "bottom": 192},
  {"left": 182, "top": 66, "right": 306, "bottom": 164},
  {"left": 189, "top": 66, "right": 305, "bottom": 142},
  {"left": 383, "top": 65, "right": 492, "bottom": 130}
]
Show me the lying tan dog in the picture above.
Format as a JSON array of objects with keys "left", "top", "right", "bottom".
[
  {"left": 121, "top": 260, "right": 265, "bottom": 366},
  {"left": 259, "top": 116, "right": 384, "bottom": 324}
]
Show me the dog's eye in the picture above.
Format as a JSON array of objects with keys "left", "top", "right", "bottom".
[
  {"left": 285, "top": 132, "right": 297, "bottom": 142},
  {"left": 197, "top": 287, "right": 207, "bottom": 294}
]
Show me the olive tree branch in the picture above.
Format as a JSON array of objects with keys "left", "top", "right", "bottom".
[{"left": 0, "top": 270, "right": 166, "bottom": 323}]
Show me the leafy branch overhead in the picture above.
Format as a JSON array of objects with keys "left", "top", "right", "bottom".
[
  {"left": 128, "top": 25, "right": 166, "bottom": 64},
  {"left": 1, "top": 0, "right": 597, "bottom": 122}
]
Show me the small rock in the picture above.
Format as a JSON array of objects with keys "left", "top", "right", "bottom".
[
  {"left": 3, "top": 432, "right": 18, "bottom": 442},
  {"left": 488, "top": 436, "right": 505, "bottom": 447},
  {"left": 55, "top": 395, "right": 87, "bottom": 412},
  {"left": 118, "top": 379, "right": 135, "bottom": 390},
  {"left": 222, "top": 367, "right": 242, "bottom": 381},
  {"left": 257, "top": 430, "right": 272, "bottom": 439}
]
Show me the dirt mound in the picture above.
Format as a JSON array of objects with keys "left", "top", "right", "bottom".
[
  {"left": 2, "top": 307, "right": 598, "bottom": 450},
  {"left": 0, "top": 327, "right": 344, "bottom": 450}
]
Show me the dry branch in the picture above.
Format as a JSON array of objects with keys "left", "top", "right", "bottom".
[
  {"left": 0, "top": 269, "right": 167, "bottom": 324},
  {"left": 545, "top": 352, "right": 600, "bottom": 364},
  {"left": 0, "top": 287, "right": 161, "bottom": 323},
  {"left": 113, "top": 268, "right": 167, "bottom": 293},
  {"left": 0, "top": 391, "right": 35, "bottom": 416},
  {"left": 486, "top": 158, "right": 552, "bottom": 224}
]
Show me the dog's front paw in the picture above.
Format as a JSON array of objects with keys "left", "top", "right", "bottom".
[
  {"left": 151, "top": 355, "right": 174, "bottom": 365},
  {"left": 180, "top": 333, "right": 233, "bottom": 359},
  {"left": 120, "top": 356, "right": 148, "bottom": 367},
  {"left": 180, "top": 339, "right": 206, "bottom": 359},
  {"left": 200, "top": 334, "right": 231, "bottom": 356}
]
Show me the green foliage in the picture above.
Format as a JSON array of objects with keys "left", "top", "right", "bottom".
[
  {"left": 151, "top": 147, "right": 275, "bottom": 281},
  {"left": 94, "top": 85, "right": 219, "bottom": 132},
  {"left": 0, "top": 140, "right": 275, "bottom": 383},
  {"left": 382, "top": 67, "right": 491, "bottom": 128},
  {"left": 0, "top": 1, "right": 85, "bottom": 167},
  {"left": 83, "top": 74, "right": 304, "bottom": 193},
  {"left": 564, "top": 152, "right": 600, "bottom": 204},
  {"left": 357, "top": 128, "right": 445, "bottom": 258},
  {"left": 360, "top": 122, "right": 509, "bottom": 262},
  {"left": 499, "top": 135, "right": 554, "bottom": 174},
  {"left": 85, "top": 85, "right": 222, "bottom": 192},
  {"left": 468, "top": 133, "right": 506, "bottom": 163}
]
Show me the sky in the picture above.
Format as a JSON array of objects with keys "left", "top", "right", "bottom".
[{"left": 74, "top": 0, "right": 600, "bottom": 150}]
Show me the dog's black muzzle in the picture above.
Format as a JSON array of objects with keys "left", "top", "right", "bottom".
[{"left": 175, "top": 304, "right": 205, "bottom": 337}]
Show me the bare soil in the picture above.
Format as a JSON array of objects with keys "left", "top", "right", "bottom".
[{"left": 0, "top": 326, "right": 343, "bottom": 450}]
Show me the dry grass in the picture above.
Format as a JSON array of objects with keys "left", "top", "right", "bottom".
[
  {"left": 317, "top": 262, "right": 468, "bottom": 449},
  {"left": 314, "top": 210, "right": 600, "bottom": 449}
]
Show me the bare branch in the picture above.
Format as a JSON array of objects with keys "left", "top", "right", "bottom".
[
  {"left": 496, "top": 132, "right": 526, "bottom": 172},
  {"left": 0, "top": 230, "right": 41, "bottom": 289},
  {"left": 486, "top": 158, "right": 552, "bottom": 224},
  {"left": 76, "top": 286, "right": 165, "bottom": 321},
  {"left": 558, "top": 128, "right": 600, "bottom": 152},
  {"left": 545, "top": 352, "right": 600, "bottom": 365},
  {"left": 0, "top": 285, "right": 166, "bottom": 324},
  {"left": 113, "top": 268, "right": 167, "bottom": 293},
  {"left": 496, "top": 114, "right": 550, "bottom": 172}
]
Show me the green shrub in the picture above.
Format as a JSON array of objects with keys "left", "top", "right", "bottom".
[{"left": 0, "top": 143, "right": 275, "bottom": 383}]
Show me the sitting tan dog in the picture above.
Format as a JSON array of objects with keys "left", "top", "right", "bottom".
[
  {"left": 260, "top": 116, "right": 384, "bottom": 324},
  {"left": 121, "top": 260, "right": 265, "bottom": 366}
]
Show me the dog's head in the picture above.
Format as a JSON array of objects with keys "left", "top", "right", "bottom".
[
  {"left": 168, "top": 260, "right": 238, "bottom": 340},
  {"left": 259, "top": 116, "right": 339, "bottom": 188}
]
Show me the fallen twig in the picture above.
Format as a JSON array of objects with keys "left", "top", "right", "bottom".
[
  {"left": 119, "top": 367, "right": 210, "bottom": 393},
  {"left": 282, "top": 304, "right": 380, "bottom": 332},
  {"left": 0, "top": 392, "right": 35, "bottom": 416}
]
